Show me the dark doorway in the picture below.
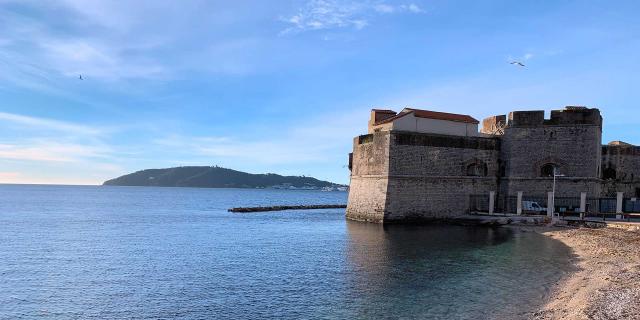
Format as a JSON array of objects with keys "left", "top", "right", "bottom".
[{"left": 602, "top": 167, "right": 616, "bottom": 180}]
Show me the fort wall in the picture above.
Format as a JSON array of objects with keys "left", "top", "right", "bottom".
[
  {"left": 500, "top": 124, "right": 602, "bottom": 197},
  {"left": 602, "top": 145, "right": 640, "bottom": 197},
  {"left": 347, "top": 106, "right": 640, "bottom": 223},
  {"left": 385, "top": 132, "right": 500, "bottom": 221},
  {"left": 347, "top": 131, "right": 501, "bottom": 222},
  {"left": 346, "top": 132, "right": 391, "bottom": 223}
]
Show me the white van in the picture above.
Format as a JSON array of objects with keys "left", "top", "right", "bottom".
[{"left": 523, "top": 201, "right": 547, "bottom": 212}]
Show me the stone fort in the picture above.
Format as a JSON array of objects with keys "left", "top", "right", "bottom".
[{"left": 346, "top": 106, "right": 640, "bottom": 223}]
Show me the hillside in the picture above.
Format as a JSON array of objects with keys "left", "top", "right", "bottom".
[{"left": 103, "top": 166, "right": 346, "bottom": 190}]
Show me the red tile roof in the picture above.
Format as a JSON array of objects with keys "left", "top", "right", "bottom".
[{"left": 374, "top": 108, "right": 479, "bottom": 125}]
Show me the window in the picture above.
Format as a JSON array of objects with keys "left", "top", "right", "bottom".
[
  {"left": 497, "top": 160, "right": 506, "bottom": 177},
  {"left": 602, "top": 167, "right": 616, "bottom": 180},
  {"left": 467, "top": 163, "right": 488, "bottom": 176},
  {"left": 636, "top": 188, "right": 640, "bottom": 198},
  {"left": 358, "top": 134, "right": 373, "bottom": 144},
  {"left": 540, "top": 163, "right": 557, "bottom": 177},
  {"left": 499, "top": 165, "right": 506, "bottom": 177}
]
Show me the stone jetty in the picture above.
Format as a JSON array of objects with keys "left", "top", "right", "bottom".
[{"left": 228, "top": 204, "right": 347, "bottom": 213}]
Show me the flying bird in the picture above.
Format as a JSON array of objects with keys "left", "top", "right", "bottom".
[
  {"left": 78, "top": 74, "right": 83, "bottom": 80},
  {"left": 510, "top": 61, "right": 525, "bottom": 67}
]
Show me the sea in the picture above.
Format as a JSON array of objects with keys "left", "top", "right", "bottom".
[{"left": 0, "top": 184, "right": 575, "bottom": 319}]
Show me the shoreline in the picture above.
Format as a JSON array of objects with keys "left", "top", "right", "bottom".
[{"left": 524, "top": 225, "right": 640, "bottom": 319}]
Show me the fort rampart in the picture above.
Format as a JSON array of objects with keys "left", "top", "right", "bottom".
[{"left": 347, "top": 107, "right": 640, "bottom": 223}]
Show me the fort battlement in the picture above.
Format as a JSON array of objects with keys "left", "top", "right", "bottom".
[
  {"left": 347, "top": 106, "right": 640, "bottom": 223},
  {"left": 483, "top": 107, "right": 602, "bottom": 129}
]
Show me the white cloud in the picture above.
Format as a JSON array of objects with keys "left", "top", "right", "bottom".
[
  {"left": 0, "top": 111, "right": 104, "bottom": 136},
  {"left": 0, "top": 141, "right": 109, "bottom": 162},
  {"left": 280, "top": 0, "right": 424, "bottom": 34},
  {"left": 0, "top": 1, "right": 170, "bottom": 84},
  {"left": 152, "top": 107, "right": 364, "bottom": 168},
  {"left": 374, "top": 4, "right": 395, "bottom": 13},
  {"left": 0, "top": 112, "right": 119, "bottom": 182},
  {"left": 374, "top": 3, "right": 424, "bottom": 14},
  {"left": 40, "top": 39, "right": 168, "bottom": 81},
  {"left": 154, "top": 135, "right": 328, "bottom": 165},
  {"left": 401, "top": 3, "right": 424, "bottom": 13},
  {"left": 55, "top": 0, "right": 135, "bottom": 31}
]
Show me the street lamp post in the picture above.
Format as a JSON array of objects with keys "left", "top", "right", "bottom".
[{"left": 552, "top": 167, "right": 566, "bottom": 218}]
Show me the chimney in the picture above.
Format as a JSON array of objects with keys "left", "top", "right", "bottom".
[{"left": 368, "top": 109, "right": 397, "bottom": 133}]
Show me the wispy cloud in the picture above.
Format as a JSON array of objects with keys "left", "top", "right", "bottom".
[
  {"left": 153, "top": 135, "right": 331, "bottom": 165},
  {"left": 0, "top": 112, "right": 116, "bottom": 171},
  {"left": 0, "top": 1, "right": 250, "bottom": 87},
  {"left": 0, "top": 142, "right": 109, "bottom": 162},
  {"left": 151, "top": 107, "right": 364, "bottom": 169},
  {"left": 40, "top": 39, "right": 168, "bottom": 81},
  {"left": 0, "top": 1, "right": 169, "bottom": 88},
  {"left": 280, "top": 0, "right": 424, "bottom": 34},
  {"left": 0, "top": 111, "right": 104, "bottom": 136},
  {"left": 374, "top": 3, "right": 424, "bottom": 13}
]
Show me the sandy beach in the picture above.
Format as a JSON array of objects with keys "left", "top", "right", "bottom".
[{"left": 531, "top": 225, "right": 640, "bottom": 319}]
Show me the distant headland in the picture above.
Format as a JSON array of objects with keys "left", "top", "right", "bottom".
[{"left": 103, "top": 166, "right": 347, "bottom": 191}]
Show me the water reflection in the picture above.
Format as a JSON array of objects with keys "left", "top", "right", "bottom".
[{"left": 344, "top": 221, "right": 574, "bottom": 319}]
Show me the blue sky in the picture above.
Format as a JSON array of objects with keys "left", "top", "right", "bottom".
[{"left": 1, "top": 0, "right": 639, "bottom": 185}]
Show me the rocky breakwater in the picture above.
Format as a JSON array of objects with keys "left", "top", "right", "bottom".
[{"left": 229, "top": 204, "right": 347, "bottom": 213}]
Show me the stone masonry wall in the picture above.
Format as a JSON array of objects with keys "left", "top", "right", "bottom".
[
  {"left": 602, "top": 145, "right": 640, "bottom": 197},
  {"left": 346, "top": 132, "right": 391, "bottom": 223},
  {"left": 346, "top": 131, "right": 501, "bottom": 223},
  {"left": 384, "top": 177, "right": 497, "bottom": 221},
  {"left": 500, "top": 124, "right": 602, "bottom": 198},
  {"left": 384, "top": 131, "right": 500, "bottom": 222}
]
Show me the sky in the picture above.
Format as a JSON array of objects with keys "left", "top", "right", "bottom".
[{"left": 1, "top": 0, "right": 639, "bottom": 185}]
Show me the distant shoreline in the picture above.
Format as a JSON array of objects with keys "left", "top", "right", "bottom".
[
  {"left": 0, "top": 183, "right": 348, "bottom": 191},
  {"left": 102, "top": 185, "right": 349, "bottom": 191},
  {"left": 102, "top": 166, "right": 347, "bottom": 190}
]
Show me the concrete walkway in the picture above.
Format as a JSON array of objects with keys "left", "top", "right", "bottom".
[
  {"left": 453, "top": 214, "right": 548, "bottom": 226},
  {"left": 466, "top": 213, "right": 640, "bottom": 230}
]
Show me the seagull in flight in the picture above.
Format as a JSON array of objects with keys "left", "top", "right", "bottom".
[
  {"left": 510, "top": 61, "right": 525, "bottom": 67},
  {"left": 78, "top": 74, "right": 83, "bottom": 80}
]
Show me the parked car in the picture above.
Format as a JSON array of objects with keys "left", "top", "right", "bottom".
[{"left": 523, "top": 201, "right": 546, "bottom": 212}]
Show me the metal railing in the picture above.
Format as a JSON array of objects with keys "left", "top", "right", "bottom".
[{"left": 469, "top": 194, "right": 640, "bottom": 222}]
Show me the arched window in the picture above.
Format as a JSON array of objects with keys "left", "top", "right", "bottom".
[
  {"left": 467, "top": 163, "right": 488, "bottom": 176},
  {"left": 602, "top": 167, "right": 616, "bottom": 180},
  {"left": 540, "top": 163, "right": 557, "bottom": 177}
]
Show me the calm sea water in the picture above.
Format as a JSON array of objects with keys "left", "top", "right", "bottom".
[{"left": 0, "top": 185, "right": 574, "bottom": 319}]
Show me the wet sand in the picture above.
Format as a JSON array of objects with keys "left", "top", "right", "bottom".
[{"left": 531, "top": 225, "right": 640, "bottom": 319}]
